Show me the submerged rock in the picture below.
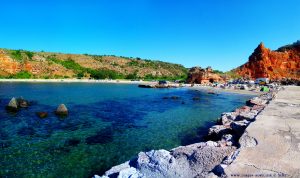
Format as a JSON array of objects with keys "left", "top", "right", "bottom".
[
  {"left": 64, "top": 138, "right": 81, "bottom": 147},
  {"left": 17, "top": 127, "right": 36, "bottom": 136},
  {"left": 55, "top": 104, "right": 68, "bottom": 116},
  {"left": 85, "top": 127, "right": 113, "bottom": 145},
  {"left": 192, "top": 97, "right": 200, "bottom": 100},
  {"left": 6, "top": 97, "right": 18, "bottom": 111},
  {"left": 36, "top": 112, "right": 48, "bottom": 119},
  {"left": 170, "top": 96, "right": 180, "bottom": 100}
]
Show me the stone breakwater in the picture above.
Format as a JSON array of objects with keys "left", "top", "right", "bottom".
[{"left": 95, "top": 89, "right": 280, "bottom": 178}]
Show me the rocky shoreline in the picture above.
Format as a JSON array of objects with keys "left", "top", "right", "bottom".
[{"left": 94, "top": 88, "right": 280, "bottom": 178}]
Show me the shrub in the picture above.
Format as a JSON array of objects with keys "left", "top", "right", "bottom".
[
  {"left": 14, "top": 71, "right": 32, "bottom": 79},
  {"left": 24, "top": 51, "right": 34, "bottom": 59},
  {"left": 11, "top": 50, "right": 23, "bottom": 61}
]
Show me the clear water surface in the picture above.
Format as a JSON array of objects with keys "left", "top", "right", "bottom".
[{"left": 0, "top": 83, "right": 253, "bottom": 178}]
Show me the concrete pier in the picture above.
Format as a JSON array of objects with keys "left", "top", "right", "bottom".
[{"left": 225, "top": 86, "right": 300, "bottom": 177}]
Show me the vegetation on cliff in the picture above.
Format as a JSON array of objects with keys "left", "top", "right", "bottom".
[{"left": 0, "top": 49, "right": 188, "bottom": 80}]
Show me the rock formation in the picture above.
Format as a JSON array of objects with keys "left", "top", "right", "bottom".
[
  {"left": 187, "top": 66, "right": 224, "bottom": 84},
  {"left": 235, "top": 41, "right": 300, "bottom": 80},
  {"left": 55, "top": 104, "right": 68, "bottom": 116}
]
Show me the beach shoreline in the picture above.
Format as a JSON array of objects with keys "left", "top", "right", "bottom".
[
  {"left": 186, "top": 85, "right": 261, "bottom": 95},
  {"left": 0, "top": 79, "right": 261, "bottom": 95},
  {"left": 0, "top": 78, "right": 156, "bottom": 85}
]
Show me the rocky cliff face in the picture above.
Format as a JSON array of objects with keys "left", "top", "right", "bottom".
[
  {"left": 235, "top": 41, "right": 300, "bottom": 80},
  {"left": 187, "top": 66, "right": 224, "bottom": 84}
]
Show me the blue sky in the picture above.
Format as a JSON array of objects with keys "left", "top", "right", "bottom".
[{"left": 0, "top": 0, "right": 299, "bottom": 71}]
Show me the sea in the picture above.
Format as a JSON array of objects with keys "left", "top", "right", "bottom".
[{"left": 0, "top": 82, "right": 253, "bottom": 178}]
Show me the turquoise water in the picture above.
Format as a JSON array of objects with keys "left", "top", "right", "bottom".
[{"left": 0, "top": 83, "right": 252, "bottom": 178}]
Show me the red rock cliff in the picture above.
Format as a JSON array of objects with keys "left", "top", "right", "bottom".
[
  {"left": 235, "top": 42, "right": 300, "bottom": 80},
  {"left": 187, "top": 66, "right": 224, "bottom": 84}
]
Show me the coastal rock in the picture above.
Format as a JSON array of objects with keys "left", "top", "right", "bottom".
[
  {"left": 36, "top": 112, "right": 48, "bottom": 119},
  {"left": 6, "top": 97, "right": 18, "bottom": 111},
  {"left": 16, "top": 97, "right": 29, "bottom": 108},
  {"left": 246, "top": 97, "right": 268, "bottom": 106},
  {"left": 172, "top": 144, "right": 235, "bottom": 176},
  {"left": 208, "top": 125, "right": 232, "bottom": 140},
  {"left": 222, "top": 150, "right": 240, "bottom": 165},
  {"left": 220, "top": 112, "right": 237, "bottom": 126},
  {"left": 118, "top": 167, "right": 140, "bottom": 178},
  {"left": 221, "top": 134, "right": 236, "bottom": 146},
  {"left": 251, "top": 104, "right": 265, "bottom": 112},
  {"left": 104, "top": 161, "right": 131, "bottom": 177},
  {"left": 55, "top": 104, "right": 68, "bottom": 116},
  {"left": 235, "top": 106, "right": 251, "bottom": 114},
  {"left": 236, "top": 110, "right": 258, "bottom": 121},
  {"left": 239, "top": 132, "right": 257, "bottom": 148},
  {"left": 230, "top": 120, "right": 250, "bottom": 136},
  {"left": 136, "top": 149, "right": 180, "bottom": 178},
  {"left": 187, "top": 66, "right": 225, "bottom": 84},
  {"left": 206, "top": 141, "right": 218, "bottom": 147}
]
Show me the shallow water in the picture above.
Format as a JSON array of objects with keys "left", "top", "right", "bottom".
[{"left": 0, "top": 83, "right": 252, "bottom": 178}]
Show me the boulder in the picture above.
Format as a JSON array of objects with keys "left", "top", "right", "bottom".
[
  {"left": 221, "top": 134, "right": 236, "bottom": 146},
  {"left": 16, "top": 97, "right": 29, "bottom": 108},
  {"left": 221, "top": 150, "right": 240, "bottom": 165},
  {"left": 236, "top": 110, "right": 258, "bottom": 121},
  {"left": 118, "top": 167, "right": 140, "bottom": 178},
  {"left": 104, "top": 161, "right": 131, "bottom": 177},
  {"left": 220, "top": 112, "right": 237, "bottom": 126},
  {"left": 206, "top": 141, "right": 218, "bottom": 147},
  {"left": 171, "top": 144, "right": 235, "bottom": 176},
  {"left": 208, "top": 125, "right": 232, "bottom": 140},
  {"left": 55, "top": 104, "right": 68, "bottom": 116},
  {"left": 230, "top": 120, "right": 250, "bottom": 136},
  {"left": 36, "top": 112, "right": 48, "bottom": 119},
  {"left": 136, "top": 149, "right": 180, "bottom": 178},
  {"left": 246, "top": 97, "right": 267, "bottom": 107},
  {"left": 235, "top": 106, "right": 251, "bottom": 114},
  {"left": 6, "top": 97, "right": 18, "bottom": 111}
]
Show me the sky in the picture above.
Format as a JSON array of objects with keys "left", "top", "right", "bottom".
[{"left": 0, "top": 0, "right": 299, "bottom": 71}]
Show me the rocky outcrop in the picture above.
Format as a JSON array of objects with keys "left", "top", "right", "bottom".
[
  {"left": 98, "top": 142, "right": 235, "bottom": 178},
  {"left": 235, "top": 41, "right": 300, "bottom": 80},
  {"left": 55, "top": 104, "right": 68, "bottom": 116},
  {"left": 187, "top": 66, "right": 224, "bottom": 84},
  {"left": 6, "top": 97, "right": 18, "bottom": 111},
  {"left": 6, "top": 97, "right": 30, "bottom": 111}
]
